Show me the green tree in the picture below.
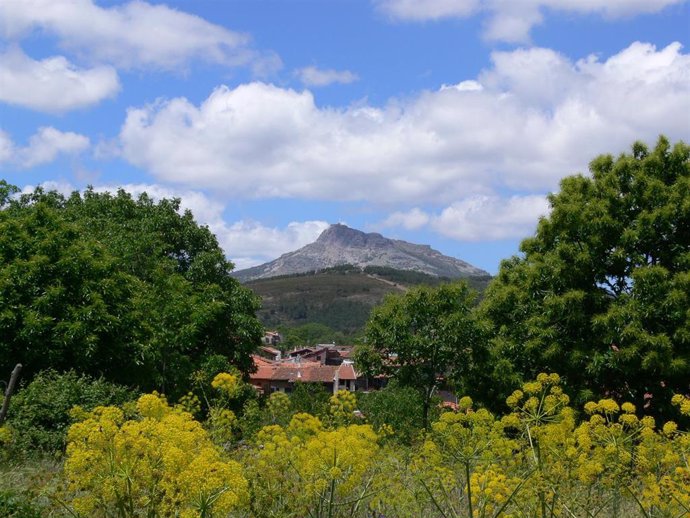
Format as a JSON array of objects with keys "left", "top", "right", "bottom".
[
  {"left": 280, "top": 322, "right": 346, "bottom": 348},
  {"left": 362, "top": 281, "right": 484, "bottom": 428},
  {"left": 357, "top": 381, "right": 430, "bottom": 444},
  {"left": 0, "top": 185, "right": 263, "bottom": 396},
  {"left": 289, "top": 381, "right": 330, "bottom": 417},
  {"left": 480, "top": 137, "right": 690, "bottom": 411}
]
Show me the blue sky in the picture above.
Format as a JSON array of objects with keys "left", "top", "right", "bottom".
[{"left": 1, "top": 0, "right": 689, "bottom": 274}]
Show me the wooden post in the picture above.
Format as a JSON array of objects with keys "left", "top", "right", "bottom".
[{"left": 0, "top": 364, "right": 22, "bottom": 426}]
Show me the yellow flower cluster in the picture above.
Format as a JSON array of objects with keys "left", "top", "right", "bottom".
[
  {"left": 209, "top": 408, "right": 237, "bottom": 445},
  {"left": 297, "top": 424, "right": 379, "bottom": 497},
  {"left": 176, "top": 391, "right": 202, "bottom": 416},
  {"left": 62, "top": 393, "right": 248, "bottom": 518},
  {"left": 370, "top": 374, "right": 689, "bottom": 518},
  {"left": 211, "top": 372, "right": 240, "bottom": 397},
  {"left": 329, "top": 389, "right": 357, "bottom": 425},
  {"left": 0, "top": 424, "right": 12, "bottom": 447},
  {"left": 50, "top": 373, "right": 689, "bottom": 518},
  {"left": 265, "top": 391, "right": 291, "bottom": 425},
  {"left": 672, "top": 393, "right": 690, "bottom": 415},
  {"left": 470, "top": 467, "right": 520, "bottom": 516},
  {"left": 288, "top": 411, "right": 325, "bottom": 439},
  {"left": 246, "top": 411, "right": 380, "bottom": 518}
]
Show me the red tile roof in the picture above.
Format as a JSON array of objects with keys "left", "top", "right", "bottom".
[
  {"left": 337, "top": 363, "right": 357, "bottom": 380},
  {"left": 249, "top": 356, "right": 358, "bottom": 384}
]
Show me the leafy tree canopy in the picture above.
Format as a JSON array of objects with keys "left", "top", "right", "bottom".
[
  {"left": 0, "top": 183, "right": 262, "bottom": 395},
  {"left": 479, "top": 137, "right": 689, "bottom": 411},
  {"left": 279, "top": 322, "right": 347, "bottom": 349},
  {"left": 357, "top": 380, "right": 432, "bottom": 444},
  {"left": 359, "top": 281, "right": 485, "bottom": 427}
]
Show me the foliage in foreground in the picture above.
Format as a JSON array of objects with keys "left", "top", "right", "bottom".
[
  {"left": 479, "top": 137, "right": 690, "bottom": 409},
  {"left": 4, "top": 370, "right": 136, "bottom": 453},
  {"left": 0, "top": 183, "right": 262, "bottom": 396},
  {"left": 3, "top": 374, "right": 688, "bottom": 518},
  {"left": 358, "top": 281, "right": 485, "bottom": 428},
  {"left": 0, "top": 490, "right": 42, "bottom": 518}
]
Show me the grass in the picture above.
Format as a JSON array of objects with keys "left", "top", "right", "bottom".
[{"left": 0, "top": 456, "right": 65, "bottom": 517}]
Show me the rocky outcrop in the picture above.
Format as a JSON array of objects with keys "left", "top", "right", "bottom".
[{"left": 232, "top": 224, "right": 489, "bottom": 282}]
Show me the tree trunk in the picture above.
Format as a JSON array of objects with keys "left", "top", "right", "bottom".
[
  {"left": 422, "top": 392, "right": 431, "bottom": 430},
  {"left": 0, "top": 364, "right": 22, "bottom": 426}
]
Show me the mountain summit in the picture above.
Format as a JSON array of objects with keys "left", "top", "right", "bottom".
[{"left": 232, "top": 224, "right": 489, "bottom": 282}]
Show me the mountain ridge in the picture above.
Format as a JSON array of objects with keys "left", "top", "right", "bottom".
[{"left": 232, "top": 223, "right": 489, "bottom": 282}]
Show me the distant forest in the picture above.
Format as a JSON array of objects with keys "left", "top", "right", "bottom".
[{"left": 246, "top": 264, "right": 492, "bottom": 339}]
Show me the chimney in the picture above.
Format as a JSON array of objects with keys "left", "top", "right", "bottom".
[{"left": 333, "top": 366, "right": 340, "bottom": 395}]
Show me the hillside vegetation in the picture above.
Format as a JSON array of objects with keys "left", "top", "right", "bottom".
[{"left": 246, "top": 264, "right": 492, "bottom": 336}]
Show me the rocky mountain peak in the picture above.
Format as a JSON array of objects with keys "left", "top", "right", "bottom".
[
  {"left": 316, "top": 224, "right": 385, "bottom": 247},
  {"left": 232, "top": 224, "right": 489, "bottom": 282}
]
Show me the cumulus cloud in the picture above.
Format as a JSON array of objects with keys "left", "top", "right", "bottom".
[
  {"left": 295, "top": 66, "right": 359, "bottom": 87},
  {"left": 0, "top": 0, "right": 280, "bottom": 72},
  {"left": 0, "top": 47, "right": 120, "bottom": 113},
  {"left": 0, "top": 131, "right": 14, "bottom": 163},
  {"left": 380, "top": 195, "right": 549, "bottom": 240},
  {"left": 119, "top": 41, "right": 690, "bottom": 205},
  {"left": 375, "top": 0, "right": 685, "bottom": 42},
  {"left": 375, "top": 0, "right": 479, "bottom": 20},
  {"left": 431, "top": 194, "right": 550, "bottom": 240},
  {"left": 217, "top": 220, "right": 331, "bottom": 269},
  {"left": 381, "top": 208, "right": 431, "bottom": 230},
  {"left": 0, "top": 127, "right": 90, "bottom": 168}
]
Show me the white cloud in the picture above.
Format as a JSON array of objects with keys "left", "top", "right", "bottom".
[
  {"left": 440, "top": 80, "right": 483, "bottom": 91},
  {"left": 19, "top": 180, "right": 76, "bottom": 197},
  {"left": 0, "top": 130, "right": 14, "bottom": 163},
  {"left": 0, "top": 47, "right": 120, "bottom": 113},
  {"left": 382, "top": 208, "right": 431, "bottom": 230},
  {"left": 380, "top": 195, "right": 549, "bottom": 241},
  {"left": 296, "top": 66, "right": 359, "bottom": 87},
  {"left": 483, "top": 3, "right": 544, "bottom": 44},
  {"left": 1, "top": 127, "right": 90, "bottom": 168},
  {"left": 431, "top": 194, "right": 550, "bottom": 240},
  {"left": 217, "top": 220, "right": 331, "bottom": 269},
  {"left": 119, "top": 41, "right": 690, "bottom": 204},
  {"left": 375, "top": 0, "right": 686, "bottom": 42},
  {"left": 0, "top": 0, "right": 279, "bottom": 72},
  {"left": 380, "top": 195, "right": 549, "bottom": 240},
  {"left": 375, "top": 0, "right": 480, "bottom": 20}
]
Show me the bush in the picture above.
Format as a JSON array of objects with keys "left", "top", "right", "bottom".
[
  {"left": 358, "top": 382, "right": 430, "bottom": 443},
  {"left": 290, "top": 382, "right": 330, "bottom": 417},
  {"left": 7, "top": 369, "right": 136, "bottom": 453},
  {"left": 0, "top": 490, "right": 42, "bottom": 518}
]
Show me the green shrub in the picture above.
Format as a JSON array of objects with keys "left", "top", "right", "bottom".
[
  {"left": 0, "top": 490, "right": 42, "bottom": 518},
  {"left": 7, "top": 369, "right": 137, "bottom": 454},
  {"left": 290, "top": 382, "right": 330, "bottom": 417},
  {"left": 358, "top": 382, "right": 433, "bottom": 444}
]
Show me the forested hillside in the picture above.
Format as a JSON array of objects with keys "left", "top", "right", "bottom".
[{"left": 246, "top": 264, "right": 492, "bottom": 337}]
